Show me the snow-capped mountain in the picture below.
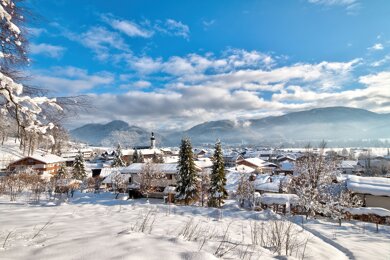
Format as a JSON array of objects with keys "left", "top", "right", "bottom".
[
  {"left": 71, "top": 107, "right": 390, "bottom": 146},
  {"left": 166, "top": 107, "right": 390, "bottom": 145},
  {"left": 70, "top": 120, "right": 162, "bottom": 146}
]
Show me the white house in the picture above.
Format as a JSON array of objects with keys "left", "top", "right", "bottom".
[{"left": 346, "top": 175, "right": 390, "bottom": 210}]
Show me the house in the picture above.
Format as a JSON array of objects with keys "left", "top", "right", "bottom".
[
  {"left": 223, "top": 154, "right": 244, "bottom": 167},
  {"left": 254, "top": 175, "right": 291, "bottom": 194},
  {"left": 194, "top": 157, "right": 213, "bottom": 169},
  {"left": 194, "top": 149, "right": 208, "bottom": 158},
  {"left": 237, "top": 157, "right": 278, "bottom": 174},
  {"left": 337, "top": 160, "right": 363, "bottom": 175},
  {"left": 8, "top": 154, "right": 66, "bottom": 179},
  {"left": 346, "top": 175, "right": 390, "bottom": 210},
  {"left": 260, "top": 193, "right": 300, "bottom": 213},
  {"left": 101, "top": 168, "right": 127, "bottom": 189},
  {"left": 121, "top": 163, "right": 202, "bottom": 198},
  {"left": 275, "top": 161, "right": 295, "bottom": 175},
  {"left": 237, "top": 157, "right": 266, "bottom": 169},
  {"left": 276, "top": 154, "right": 297, "bottom": 163}
]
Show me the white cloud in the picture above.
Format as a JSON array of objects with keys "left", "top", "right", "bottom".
[
  {"left": 133, "top": 80, "right": 152, "bottom": 88},
  {"left": 202, "top": 19, "right": 216, "bottom": 30},
  {"left": 30, "top": 66, "right": 115, "bottom": 95},
  {"left": 62, "top": 26, "right": 129, "bottom": 61},
  {"left": 38, "top": 45, "right": 387, "bottom": 130},
  {"left": 103, "top": 16, "right": 154, "bottom": 38},
  {"left": 308, "top": 0, "right": 357, "bottom": 6},
  {"left": 101, "top": 15, "right": 190, "bottom": 40},
  {"left": 370, "top": 55, "right": 390, "bottom": 67},
  {"left": 68, "top": 55, "right": 380, "bottom": 131},
  {"left": 368, "top": 43, "right": 384, "bottom": 51},
  {"left": 30, "top": 43, "right": 66, "bottom": 58},
  {"left": 27, "top": 27, "right": 47, "bottom": 37},
  {"left": 164, "top": 19, "right": 190, "bottom": 39},
  {"left": 308, "top": 0, "right": 360, "bottom": 14}
]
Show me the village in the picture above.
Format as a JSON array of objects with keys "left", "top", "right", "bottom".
[
  {"left": 1, "top": 132, "right": 390, "bottom": 220},
  {"left": 1, "top": 0, "right": 390, "bottom": 259},
  {"left": 1, "top": 133, "right": 390, "bottom": 259}
]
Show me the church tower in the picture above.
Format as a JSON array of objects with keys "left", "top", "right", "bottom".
[{"left": 150, "top": 132, "right": 156, "bottom": 149}]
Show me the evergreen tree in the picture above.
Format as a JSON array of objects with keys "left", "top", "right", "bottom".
[
  {"left": 152, "top": 152, "right": 159, "bottom": 163},
  {"left": 72, "top": 152, "right": 87, "bottom": 180},
  {"left": 132, "top": 148, "right": 139, "bottom": 163},
  {"left": 57, "top": 163, "right": 68, "bottom": 179},
  {"left": 152, "top": 152, "right": 164, "bottom": 163},
  {"left": 139, "top": 152, "right": 145, "bottom": 163},
  {"left": 112, "top": 144, "right": 126, "bottom": 167},
  {"left": 208, "top": 140, "right": 228, "bottom": 207},
  {"left": 176, "top": 138, "right": 199, "bottom": 205}
]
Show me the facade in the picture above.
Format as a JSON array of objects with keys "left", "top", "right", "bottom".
[
  {"left": 237, "top": 157, "right": 278, "bottom": 174},
  {"left": 8, "top": 154, "right": 66, "bottom": 178},
  {"left": 347, "top": 175, "right": 390, "bottom": 210},
  {"left": 121, "top": 163, "right": 179, "bottom": 198}
]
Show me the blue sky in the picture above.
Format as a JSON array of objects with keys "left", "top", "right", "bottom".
[{"left": 25, "top": 0, "right": 390, "bottom": 130}]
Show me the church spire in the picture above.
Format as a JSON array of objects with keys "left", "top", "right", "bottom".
[{"left": 151, "top": 132, "right": 156, "bottom": 149}]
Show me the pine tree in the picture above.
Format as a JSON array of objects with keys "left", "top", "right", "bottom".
[
  {"left": 139, "top": 152, "right": 145, "bottom": 163},
  {"left": 132, "top": 148, "right": 139, "bottom": 163},
  {"left": 208, "top": 140, "right": 228, "bottom": 207},
  {"left": 152, "top": 152, "right": 159, "bottom": 163},
  {"left": 57, "top": 163, "right": 68, "bottom": 179},
  {"left": 112, "top": 144, "right": 126, "bottom": 167},
  {"left": 152, "top": 152, "right": 164, "bottom": 163},
  {"left": 176, "top": 138, "right": 199, "bottom": 205},
  {"left": 72, "top": 152, "right": 87, "bottom": 180}
]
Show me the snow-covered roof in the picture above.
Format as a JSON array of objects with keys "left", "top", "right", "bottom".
[
  {"left": 260, "top": 193, "right": 299, "bottom": 205},
  {"left": 102, "top": 170, "right": 128, "bottom": 184},
  {"left": 253, "top": 174, "right": 271, "bottom": 185},
  {"left": 138, "top": 148, "right": 162, "bottom": 155},
  {"left": 123, "top": 148, "right": 162, "bottom": 156},
  {"left": 164, "top": 156, "right": 179, "bottom": 163},
  {"left": 163, "top": 186, "right": 176, "bottom": 194},
  {"left": 237, "top": 158, "right": 266, "bottom": 168},
  {"left": 339, "top": 160, "right": 358, "bottom": 169},
  {"left": 255, "top": 182, "right": 280, "bottom": 193},
  {"left": 344, "top": 207, "right": 390, "bottom": 217},
  {"left": 121, "top": 163, "right": 179, "bottom": 174},
  {"left": 226, "top": 165, "right": 255, "bottom": 174},
  {"left": 347, "top": 175, "right": 390, "bottom": 197},
  {"left": 194, "top": 158, "right": 213, "bottom": 168},
  {"left": 276, "top": 154, "right": 297, "bottom": 161},
  {"left": 280, "top": 161, "right": 294, "bottom": 171},
  {"left": 10, "top": 154, "right": 66, "bottom": 165},
  {"left": 122, "top": 149, "right": 135, "bottom": 156},
  {"left": 99, "top": 167, "right": 124, "bottom": 178}
]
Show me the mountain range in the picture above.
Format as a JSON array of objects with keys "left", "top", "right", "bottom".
[{"left": 70, "top": 107, "right": 390, "bottom": 146}]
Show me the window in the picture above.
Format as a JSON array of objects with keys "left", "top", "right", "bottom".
[{"left": 166, "top": 174, "right": 172, "bottom": 180}]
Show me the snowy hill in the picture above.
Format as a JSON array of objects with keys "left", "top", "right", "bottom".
[
  {"left": 70, "top": 120, "right": 164, "bottom": 146},
  {"left": 71, "top": 107, "right": 390, "bottom": 146},
  {"left": 166, "top": 107, "right": 390, "bottom": 145}
]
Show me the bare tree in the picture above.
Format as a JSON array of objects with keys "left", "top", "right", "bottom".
[
  {"left": 139, "top": 162, "right": 165, "bottom": 199},
  {"left": 291, "top": 142, "right": 338, "bottom": 218},
  {"left": 112, "top": 171, "right": 127, "bottom": 199},
  {"left": 236, "top": 173, "right": 254, "bottom": 208},
  {"left": 199, "top": 169, "right": 210, "bottom": 207}
]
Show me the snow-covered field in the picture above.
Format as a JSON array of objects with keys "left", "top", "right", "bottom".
[{"left": 1, "top": 193, "right": 389, "bottom": 260}]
